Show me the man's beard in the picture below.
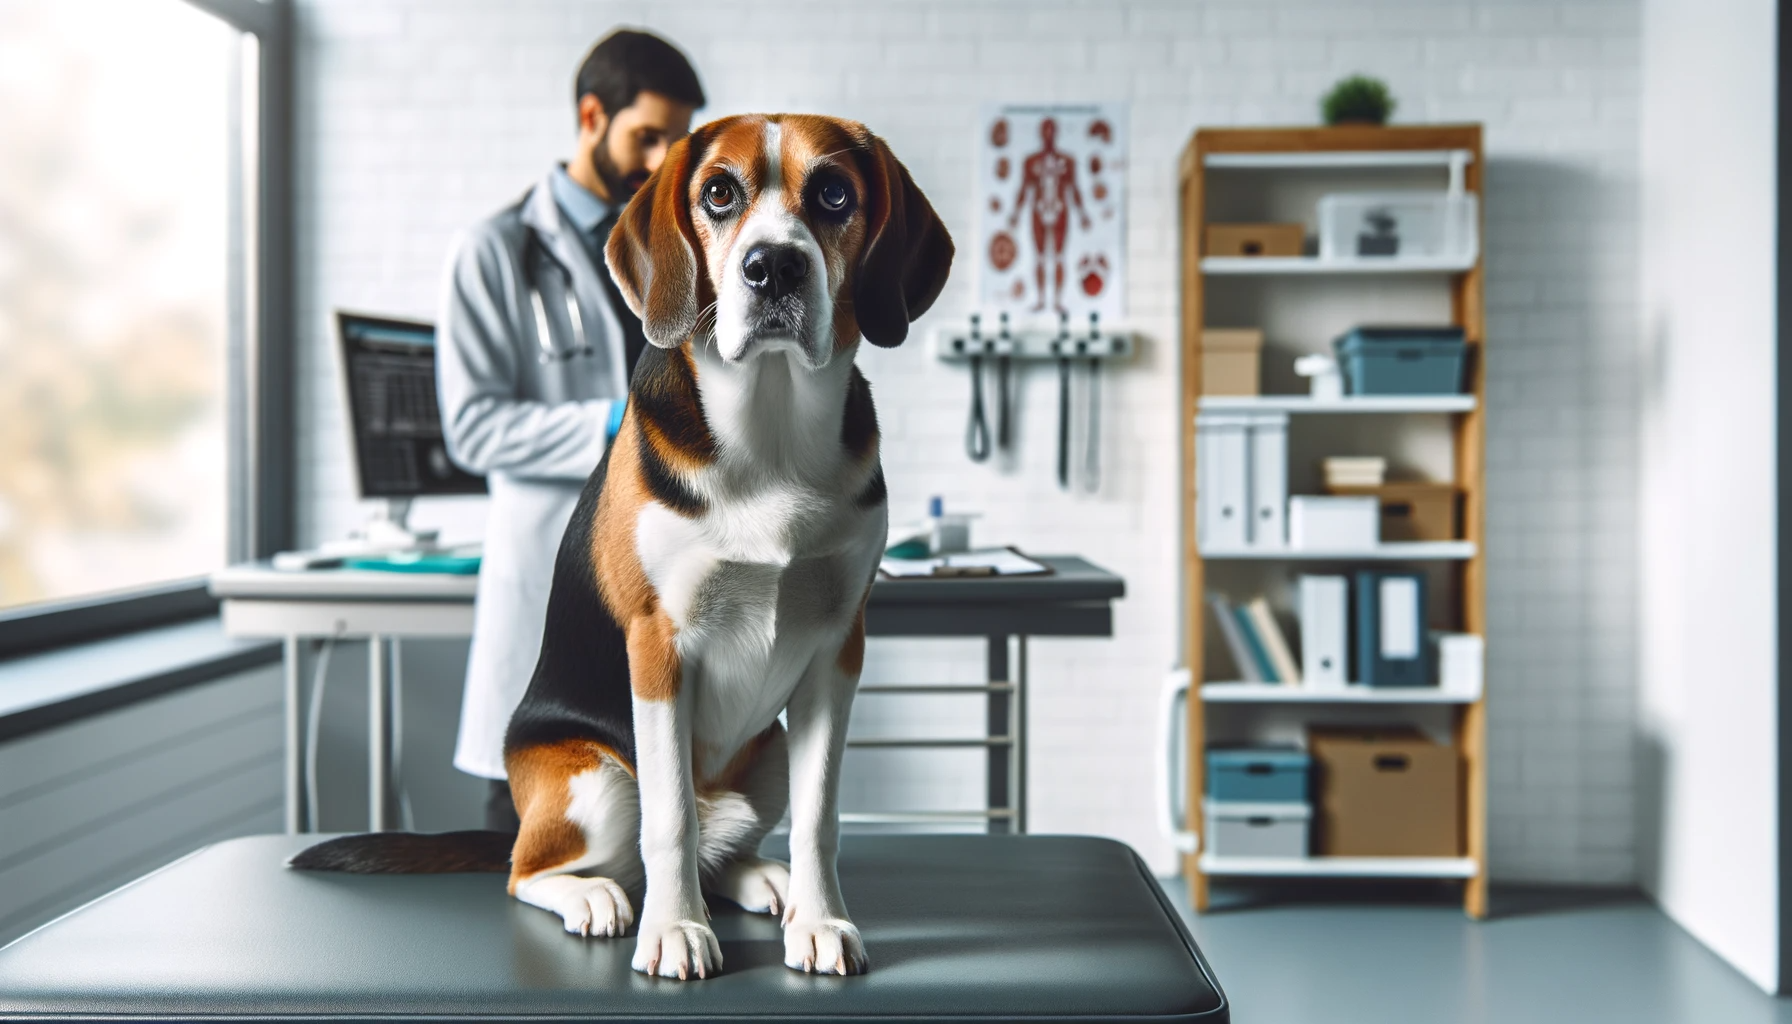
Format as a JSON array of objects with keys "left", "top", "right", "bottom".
[{"left": 591, "top": 125, "right": 649, "bottom": 201}]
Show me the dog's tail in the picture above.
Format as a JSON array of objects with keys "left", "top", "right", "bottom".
[{"left": 287, "top": 831, "right": 512, "bottom": 874}]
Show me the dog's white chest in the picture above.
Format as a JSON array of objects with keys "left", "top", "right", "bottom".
[
  {"left": 636, "top": 483, "right": 872, "bottom": 644},
  {"left": 634, "top": 482, "right": 828, "bottom": 627},
  {"left": 635, "top": 487, "right": 876, "bottom": 766}
]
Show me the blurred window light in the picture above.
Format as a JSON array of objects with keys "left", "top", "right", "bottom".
[{"left": 0, "top": 0, "right": 237, "bottom": 611}]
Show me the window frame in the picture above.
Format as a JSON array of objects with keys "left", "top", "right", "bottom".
[{"left": 0, "top": 0, "right": 293, "bottom": 660}]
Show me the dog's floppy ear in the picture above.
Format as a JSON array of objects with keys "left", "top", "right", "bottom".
[
  {"left": 851, "top": 133, "right": 955, "bottom": 348},
  {"left": 605, "top": 129, "right": 706, "bottom": 348}
]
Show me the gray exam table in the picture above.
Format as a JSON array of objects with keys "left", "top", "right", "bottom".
[{"left": 0, "top": 833, "right": 1227, "bottom": 1023}]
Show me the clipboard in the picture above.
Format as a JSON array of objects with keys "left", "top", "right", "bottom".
[{"left": 878, "top": 547, "right": 1054, "bottom": 579}]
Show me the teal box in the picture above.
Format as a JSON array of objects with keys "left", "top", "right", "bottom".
[
  {"left": 1334, "top": 326, "right": 1467, "bottom": 395},
  {"left": 1206, "top": 747, "right": 1311, "bottom": 803}
]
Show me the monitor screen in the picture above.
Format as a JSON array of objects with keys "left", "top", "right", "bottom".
[{"left": 336, "top": 312, "right": 485, "bottom": 499}]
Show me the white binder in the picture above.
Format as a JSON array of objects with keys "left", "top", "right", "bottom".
[
  {"left": 1196, "top": 414, "right": 1250, "bottom": 551},
  {"left": 1298, "top": 574, "right": 1348, "bottom": 689},
  {"left": 1246, "top": 412, "right": 1288, "bottom": 548}
]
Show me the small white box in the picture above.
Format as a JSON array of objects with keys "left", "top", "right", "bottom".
[
  {"left": 928, "top": 515, "right": 973, "bottom": 555},
  {"left": 1433, "top": 632, "right": 1485, "bottom": 699},
  {"left": 1288, "top": 496, "right": 1379, "bottom": 550},
  {"left": 1204, "top": 801, "right": 1311, "bottom": 858}
]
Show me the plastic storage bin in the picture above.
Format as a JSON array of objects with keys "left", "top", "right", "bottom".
[
  {"left": 1206, "top": 747, "right": 1311, "bottom": 802},
  {"left": 1204, "top": 802, "right": 1311, "bottom": 858},
  {"left": 1334, "top": 326, "right": 1467, "bottom": 396},
  {"left": 1317, "top": 191, "right": 1477, "bottom": 262}
]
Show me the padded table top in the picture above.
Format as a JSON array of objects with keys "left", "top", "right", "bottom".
[{"left": 0, "top": 834, "right": 1226, "bottom": 1023}]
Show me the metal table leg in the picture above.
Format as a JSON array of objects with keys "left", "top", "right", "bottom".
[
  {"left": 369, "top": 635, "right": 390, "bottom": 832},
  {"left": 1015, "top": 636, "right": 1028, "bottom": 834},
  {"left": 283, "top": 635, "right": 303, "bottom": 834},
  {"left": 986, "top": 635, "right": 1012, "bottom": 835}
]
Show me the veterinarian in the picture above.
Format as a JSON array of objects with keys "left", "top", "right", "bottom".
[{"left": 436, "top": 29, "right": 705, "bottom": 829}]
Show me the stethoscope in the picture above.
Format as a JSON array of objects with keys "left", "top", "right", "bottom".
[
  {"left": 964, "top": 313, "right": 1015, "bottom": 463},
  {"left": 1055, "top": 312, "right": 1101, "bottom": 493},
  {"left": 962, "top": 310, "right": 1102, "bottom": 493},
  {"left": 524, "top": 227, "right": 596, "bottom": 364}
]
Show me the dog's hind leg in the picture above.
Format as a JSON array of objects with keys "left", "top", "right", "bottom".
[
  {"left": 506, "top": 739, "right": 644, "bottom": 937},
  {"left": 699, "top": 723, "right": 792, "bottom": 916}
]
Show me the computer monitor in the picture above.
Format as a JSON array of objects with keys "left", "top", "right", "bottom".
[{"left": 333, "top": 311, "right": 483, "bottom": 553}]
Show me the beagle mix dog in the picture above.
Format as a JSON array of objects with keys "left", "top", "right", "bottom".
[{"left": 291, "top": 115, "right": 953, "bottom": 981}]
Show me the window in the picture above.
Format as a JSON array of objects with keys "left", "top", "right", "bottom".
[{"left": 0, "top": 0, "right": 291, "bottom": 651}]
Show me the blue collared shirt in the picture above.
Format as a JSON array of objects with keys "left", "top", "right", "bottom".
[{"left": 549, "top": 164, "right": 612, "bottom": 263}]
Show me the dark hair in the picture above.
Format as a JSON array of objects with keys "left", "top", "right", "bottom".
[{"left": 575, "top": 29, "right": 705, "bottom": 121}]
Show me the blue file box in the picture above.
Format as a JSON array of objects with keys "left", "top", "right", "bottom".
[
  {"left": 1334, "top": 326, "right": 1467, "bottom": 395},
  {"left": 1206, "top": 747, "right": 1311, "bottom": 803}
]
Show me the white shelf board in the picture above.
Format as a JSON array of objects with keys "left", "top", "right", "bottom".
[
  {"left": 1199, "top": 395, "right": 1476, "bottom": 414},
  {"left": 1200, "top": 541, "right": 1476, "bottom": 561},
  {"left": 1202, "top": 255, "right": 1477, "bottom": 275},
  {"left": 1204, "top": 149, "right": 1474, "bottom": 171},
  {"left": 1200, "top": 854, "right": 1479, "bottom": 879},
  {"left": 1201, "top": 682, "right": 1481, "bottom": 704}
]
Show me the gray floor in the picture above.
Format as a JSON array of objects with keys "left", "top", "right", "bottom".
[{"left": 1163, "top": 879, "right": 1792, "bottom": 1023}]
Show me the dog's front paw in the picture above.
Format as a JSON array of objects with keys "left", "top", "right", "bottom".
[
  {"left": 632, "top": 918, "right": 722, "bottom": 979},
  {"left": 714, "top": 857, "right": 790, "bottom": 916},
  {"left": 783, "top": 915, "right": 868, "bottom": 975}
]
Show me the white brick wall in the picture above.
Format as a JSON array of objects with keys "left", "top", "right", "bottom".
[{"left": 294, "top": 0, "right": 1642, "bottom": 882}]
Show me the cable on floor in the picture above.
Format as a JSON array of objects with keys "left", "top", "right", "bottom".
[
  {"left": 390, "top": 639, "right": 416, "bottom": 831},
  {"left": 304, "top": 637, "right": 335, "bottom": 831}
]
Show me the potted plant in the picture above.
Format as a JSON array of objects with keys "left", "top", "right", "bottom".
[{"left": 1321, "top": 75, "right": 1395, "bottom": 126}]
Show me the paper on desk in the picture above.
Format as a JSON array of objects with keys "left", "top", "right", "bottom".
[{"left": 878, "top": 548, "right": 1051, "bottom": 578}]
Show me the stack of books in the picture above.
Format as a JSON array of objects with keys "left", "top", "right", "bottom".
[
  {"left": 1208, "top": 593, "right": 1301, "bottom": 684},
  {"left": 1322, "top": 456, "right": 1386, "bottom": 489}
]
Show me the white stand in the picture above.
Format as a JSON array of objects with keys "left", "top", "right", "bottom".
[
  {"left": 316, "top": 499, "right": 441, "bottom": 557},
  {"left": 270, "top": 500, "right": 450, "bottom": 571}
]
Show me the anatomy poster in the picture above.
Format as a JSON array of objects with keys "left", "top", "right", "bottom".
[{"left": 979, "top": 103, "right": 1126, "bottom": 322}]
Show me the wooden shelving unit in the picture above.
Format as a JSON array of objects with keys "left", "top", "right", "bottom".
[
  {"left": 1198, "top": 855, "right": 1479, "bottom": 879},
  {"left": 1200, "top": 541, "right": 1477, "bottom": 561},
  {"left": 1178, "top": 125, "right": 1488, "bottom": 918},
  {"left": 1201, "top": 682, "right": 1482, "bottom": 705}
]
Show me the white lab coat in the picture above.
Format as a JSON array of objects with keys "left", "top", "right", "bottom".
[{"left": 437, "top": 173, "right": 630, "bottom": 780}]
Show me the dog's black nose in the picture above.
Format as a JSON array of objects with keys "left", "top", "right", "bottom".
[{"left": 741, "top": 245, "right": 808, "bottom": 300}]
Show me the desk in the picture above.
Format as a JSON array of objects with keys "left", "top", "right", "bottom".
[{"left": 210, "top": 556, "right": 1124, "bottom": 836}]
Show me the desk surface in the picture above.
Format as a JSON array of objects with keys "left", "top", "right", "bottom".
[
  {"left": 0, "top": 834, "right": 1225, "bottom": 1023},
  {"left": 211, "top": 555, "right": 1125, "bottom": 606}
]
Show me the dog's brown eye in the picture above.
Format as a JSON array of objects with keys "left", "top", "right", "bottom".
[
  {"left": 811, "top": 177, "right": 853, "bottom": 220},
  {"left": 702, "top": 177, "right": 736, "bottom": 213}
]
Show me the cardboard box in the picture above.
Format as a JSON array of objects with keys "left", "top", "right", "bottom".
[
  {"left": 1199, "top": 329, "right": 1262, "bottom": 396},
  {"left": 1308, "top": 726, "right": 1460, "bottom": 856},
  {"left": 1205, "top": 223, "right": 1304, "bottom": 258},
  {"left": 1325, "top": 482, "right": 1459, "bottom": 541}
]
